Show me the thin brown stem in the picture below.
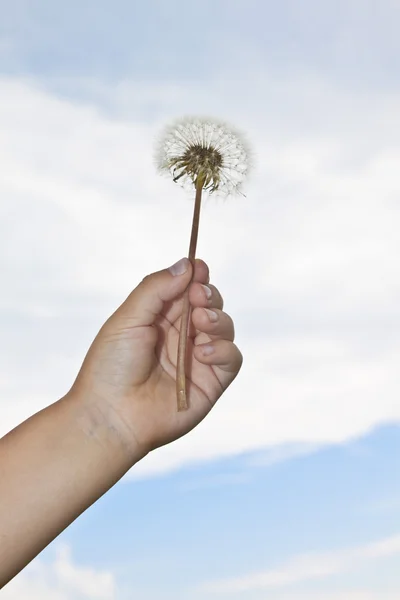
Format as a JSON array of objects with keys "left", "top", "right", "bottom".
[{"left": 176, "top": 179, "right": 203, "bottom": 411}]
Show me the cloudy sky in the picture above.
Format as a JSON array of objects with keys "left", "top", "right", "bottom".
[{"left": 1, "top": 0, "right": 400, "bottom": 598}]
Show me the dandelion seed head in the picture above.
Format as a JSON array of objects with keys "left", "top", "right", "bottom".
[{"left": 155, "top": 116, "right": 251, "bottom": 195}]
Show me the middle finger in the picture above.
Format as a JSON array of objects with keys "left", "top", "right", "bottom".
[
  {"left": 191, "top": 307, "right": 235, "bottom": 343},
  {"left": 188, "top": 282, "right": 224, "bottom": 311}
]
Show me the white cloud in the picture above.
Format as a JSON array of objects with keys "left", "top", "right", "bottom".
[
  {"left": 2, "top": 544, "right": 116, "bottom": 599},
  {"left": 266, "top": 592, "right": 400, "bottom": 600},
  {"left": 245, "top": 442, "right": 323, "bottom": 467},
  {"left": 0, "top": 72, "right": 399, "bottom": 479},
  {"left": 202, "top": 533, "right": 400, "bottom": 594}
]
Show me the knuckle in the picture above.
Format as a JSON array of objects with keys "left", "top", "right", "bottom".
[
  {"left": 211, "top": 285, "right": 224, "bottom": 308},
  {"left": 233, "top": 343, "right": 243, "bottom": 367},
  {"left": 141, "top": 274, "right": 152, "bottom": 285}
]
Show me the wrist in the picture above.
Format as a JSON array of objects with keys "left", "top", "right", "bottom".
[{"left": 65, "top": 388, "right": 149, "bottom": 466}]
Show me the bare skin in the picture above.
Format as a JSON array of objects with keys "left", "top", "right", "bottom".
[{"left": 0, "top": 258, "right": 242, "bottom": 588}]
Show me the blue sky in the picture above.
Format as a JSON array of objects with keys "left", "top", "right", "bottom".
[{"left": 1, "top": 1, "right": 400, "bottom": 598}]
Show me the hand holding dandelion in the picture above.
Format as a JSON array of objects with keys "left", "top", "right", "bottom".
[{"left": 156, "top": 117, "right": 250, "bottom": 411}]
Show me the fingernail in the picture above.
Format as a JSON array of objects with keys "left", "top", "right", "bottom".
[
  {"left": 169, "top": 258, "right": 189, "bottom": 276},
  {"left": 201, "top": 284, "right": 212, "bottom": 299},
  {"left": 202, "top": 344, "right": 215, "bottom": 356},
  {"left": 204, "top": 308, "right": 218, "bottom": 322}
]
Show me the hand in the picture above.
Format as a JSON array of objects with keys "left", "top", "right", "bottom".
[{"left": 70, "top": 258, "right": 243, "bottom": 458}]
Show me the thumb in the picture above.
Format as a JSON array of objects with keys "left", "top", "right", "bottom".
[{"left": 115, "top": 258, "right": 192, "bottom": 327}]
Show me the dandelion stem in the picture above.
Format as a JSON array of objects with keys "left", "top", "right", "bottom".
[{"left": 176, "top": 178, "right": 203, "bottom": 411}]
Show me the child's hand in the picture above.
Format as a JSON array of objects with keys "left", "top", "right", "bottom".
[{"left": 70, "top": 258, "right": 243, "bottom": 458}]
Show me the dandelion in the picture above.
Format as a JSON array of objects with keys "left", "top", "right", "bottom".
[{"left": 156, "top": 116, "right": 251, "bottom": 411}]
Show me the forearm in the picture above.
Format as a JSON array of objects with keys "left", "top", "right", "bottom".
[{"left": 0, "top": 392, "right": 142, "bottom": 588}]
